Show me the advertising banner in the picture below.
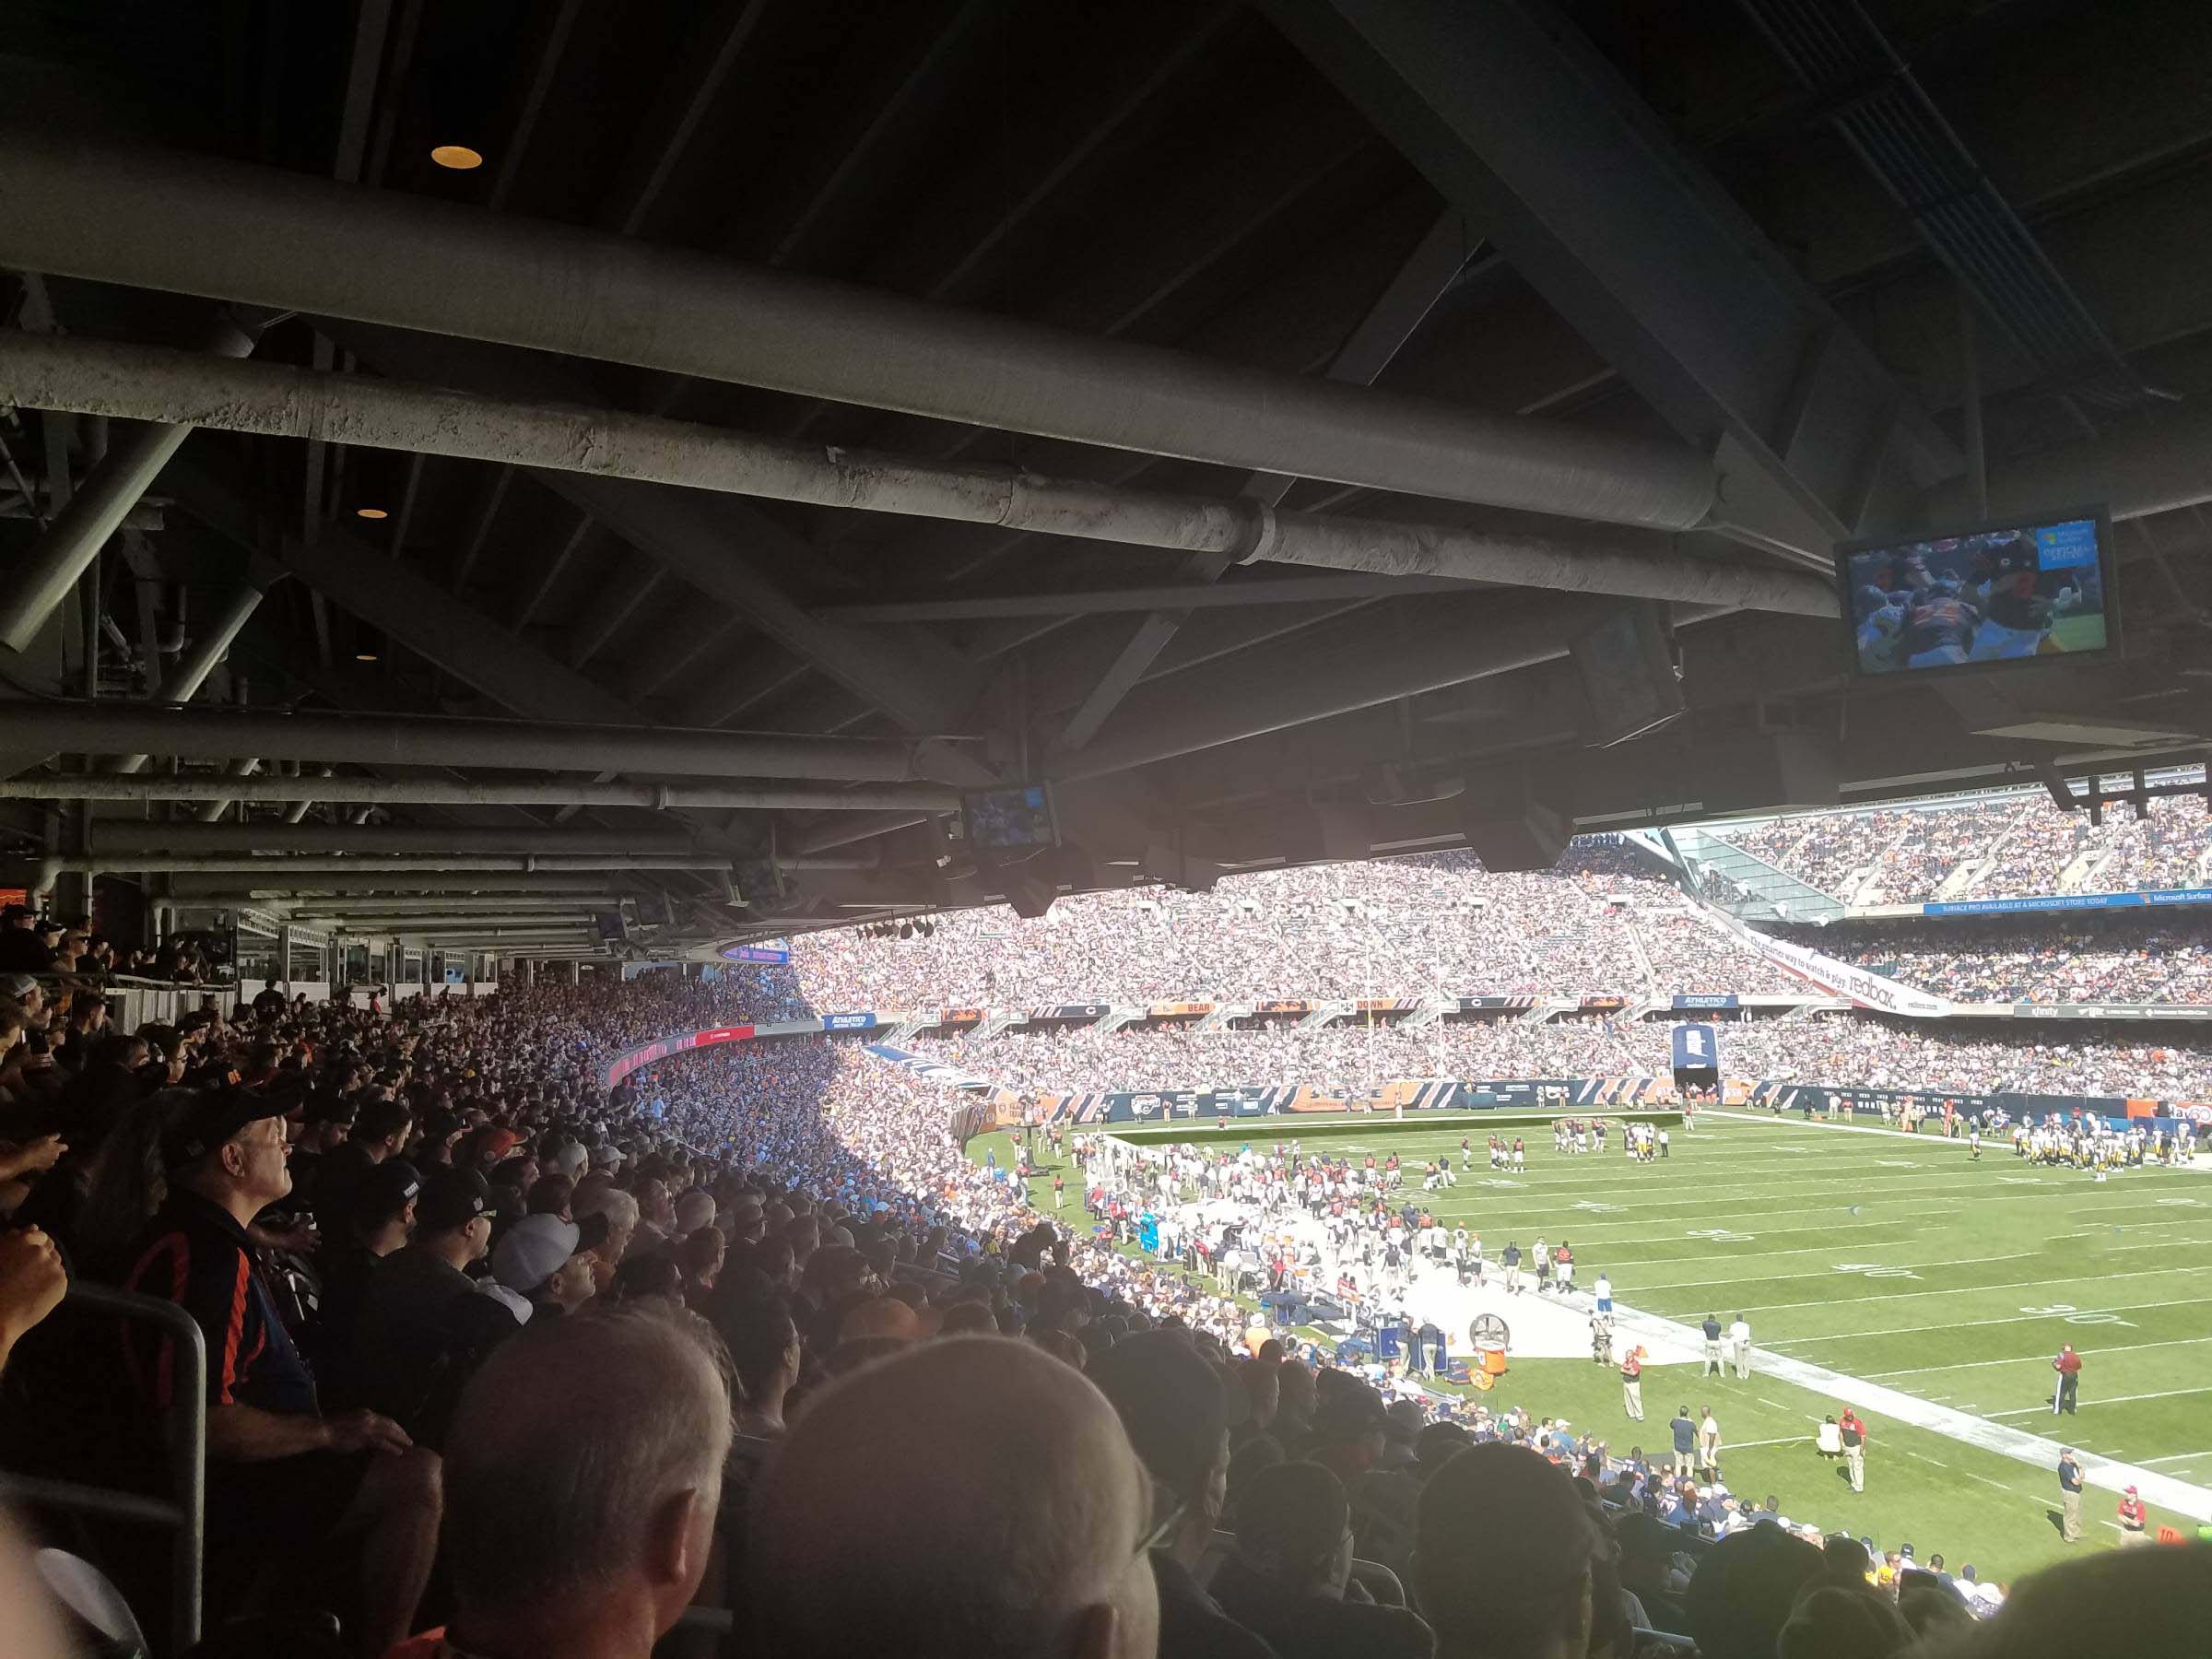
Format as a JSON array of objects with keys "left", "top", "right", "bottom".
[
  {"left": 1673, "top": 993, "right": 1740, "bottom": 1011},
  {"left": 1735, "top": 927, "right": 1954, "bottom": 1018},
  {"left": 1035, "top": 1003, "right": 1112, "bottom": 1021},
  {"left": 1253, "top": 999, "right": 1314, "bottom": 1016},
  {"left": 1925, "top": 887, "right": 2212, "bottom": 917},
  {"left": 1578, "top": 995, "right": 1630, "bottom": 1012},
  {"left": 937, "top": 1007, "right": 985, "bottom": 1026},
  {"left": 1146, "top": 1001, "right": 1217, "bottom": 1019},
  {"left": 1456, "top": 996, "right": 1536, "bottom": 1012},
  {"left": 601, "top": 1022, "right": 757, "bottom": 1088},
  {"left": 719, "top": 941, "right": 792, "bottom": 963},
  {"left": 821, "top": 1012, "right": 877, "bottom": 1031}
]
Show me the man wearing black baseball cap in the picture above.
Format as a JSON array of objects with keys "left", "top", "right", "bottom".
[
  {"left": 335, "top": 1166, "right": 524, "bottom": 1444},
  {"left": 119, "top": 1087, "right": 441, "bottom": 1655}
]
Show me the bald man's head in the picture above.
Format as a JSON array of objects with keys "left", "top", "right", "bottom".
[
  {"left": 443, "top": 1302, "right": 733, "bottom": 1622},
  {"left": 747, "top": 1336, "right": 1159, "bottom": 1659}
]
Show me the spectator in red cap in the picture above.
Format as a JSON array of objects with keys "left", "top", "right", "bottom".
[{"left": 2116, "top": 1485, "right": 2147, "bottom": 1546}]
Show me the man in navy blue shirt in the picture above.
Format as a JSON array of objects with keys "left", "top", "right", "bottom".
[
  {"left": 123, "top": 1088, "right": 441, "bottom": 1653},
  {"left": 1669, "top": 1405, "right": 1697, "bottom": 1478}
]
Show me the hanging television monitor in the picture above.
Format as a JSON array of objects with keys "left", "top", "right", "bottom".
[{"left": 1834, "top": 506, "right": 2117, "bottom": 678}]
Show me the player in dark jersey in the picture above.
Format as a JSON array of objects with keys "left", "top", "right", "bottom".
[
  {"left": 1968, "top": 532, "right": 2075, "bottom": 660},
  {"left": 1901, "top": 591, "right": 1980, "bottom": 667}
]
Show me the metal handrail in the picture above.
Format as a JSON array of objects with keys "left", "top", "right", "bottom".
[{"left": 0, "top": 1281, "right": 206, "bottom": 1653}]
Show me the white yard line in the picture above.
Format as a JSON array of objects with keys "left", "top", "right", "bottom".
[
  {"left": 1604, "top": 1297, "right": 2212, "bottom": 1524},
  {"left": 1764, "top": 1300, "right": 2207, "bottom": 1345},
  {"left": 2142, "top": 1451, "right": 2212, "bottom": 1466},
  {"left": 1705, "top": 1262, "right": 2197, "bottom": 1318},
  {"left": 1629, "top": 1252, "right": 2040, "bottom": 1295},
  {"left": 1986, "top": 1385, "right": 2212, "bottom": 1417},
  {"left": 1867, "top": 1335, "right": 2212, "bottom": 1378}
]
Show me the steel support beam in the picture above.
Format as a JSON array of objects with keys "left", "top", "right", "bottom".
[
  {"left": 0, "top": 333, "right": 1830, "bottom": 622},
  {"left": 300, "top": 319, "right": 992, "bottom": 746},
  {"left": 0, "top": 126, "right": 1719, "bottom": 532},
  {"left": 815, "top": 572, "right": 1471, "bottom": 623},
  {"left": 111, "top": 571, "right": 276, "bottom": 772},
  {"left": 46, "top": 853, "right": 731, "bottom": 876},
  {"left": 163, "top": 872, "right": 629, "bottom": 898},
  {"left": 0, "top": 312, "right": 258, "bottom": 652},
  {"left": 1053, "top": 592, "right": 1728, "bottom": 782},
  {"left": 87, "top": 823, "right": 713, "bottom": 855},
  {"left": 1262, "top": 0, "right": 1960, "bottom": 553},
  {"left": 4, "top": 772, "right": 958, "bottom": 813},
  {"left": 1055, "top": 207, "right": 1480, "bottom": 752},
  {"left": 295, "top": 896, "right": 621, "bottom": 915},
  {"left": 0, "top": 703, "right": 960, "bottom": 783}
]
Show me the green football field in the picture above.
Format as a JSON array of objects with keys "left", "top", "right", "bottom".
[{"left": 987, "top": 1107, "right": 2212, "bottom": 1582}]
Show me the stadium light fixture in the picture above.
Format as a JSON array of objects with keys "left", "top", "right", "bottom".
[
  {"left": 430, "top": 144, "right": 484, "bottom": 171},
  {"left": 354, "top": 506, "right": 388, "bottom": 520}
]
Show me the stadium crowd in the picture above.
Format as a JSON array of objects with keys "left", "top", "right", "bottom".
[
  {"left": 1718, "top": 773, "right": 2212, "bottom": 905},
  {"left": 913, "top": 1008, "right": 2212, "bottom": 1100},
  {"left": 1780, "top": 916, "right": 2212, "bottom": 1006},
  {"left": 0, "top": 964, "right": 2200, "bottom": 1659},
  {"left": 786, "top": 845, "right": 1808, "bottom": 1009}
]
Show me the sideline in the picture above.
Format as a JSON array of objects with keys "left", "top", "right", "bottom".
[
  {"left": 1702, "top": 1108, "right": 2212, "bottom": 1174},
  {"left": 1620, "top": 1106, "right": 2212, "bottom": 1517}
]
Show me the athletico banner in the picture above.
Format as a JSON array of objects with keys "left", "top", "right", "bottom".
[
  {"left": 820, "top": 1012, "right": 877, "bottom": 1031},
  {"left": 1674, "top": 994, "right": 1740, "bottom": 1011},
  {"left": 1924, "top": 887, "right": 2212, "bottom": 917}
]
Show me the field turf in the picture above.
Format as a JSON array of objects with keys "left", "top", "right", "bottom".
[{"left": 986, "top": 1108, "right": 2212, "bottom": 1580}]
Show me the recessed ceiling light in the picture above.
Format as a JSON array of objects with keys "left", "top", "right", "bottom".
[
  {"left": 355, "top": 651, "right": 382, "bottom": 663},
  {"left": 355, "top": 506, "right": 389, "bottom": 520},
  {"left": 430, "top": 144, "right": 485, "bottom": 171}
]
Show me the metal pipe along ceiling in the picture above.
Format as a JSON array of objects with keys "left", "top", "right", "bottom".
[
  {"left": 44, "top": 854, "right": 732, "bottom": 875},
  {"left": 0, "top": 334, "right": 1832, "bottom": 617},
  {"left": 86, "top": 823, "right": 712, "bottom": 854},
  {"left": 0, "top": 127, "right": 1717, "bottom": 533},
  {"left": 2, "top": 773, "right": 960, "bottom": 813},
  {"left": 2, "top": 702, "right": 959, "bottom": 782},
  {"left": 0, "top": 312, "right": 260, "bottom": 652}
]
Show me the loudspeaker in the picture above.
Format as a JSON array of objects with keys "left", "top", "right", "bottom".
[{"left": 1463, "top": 793, "right": 1571, "bottom": 872}]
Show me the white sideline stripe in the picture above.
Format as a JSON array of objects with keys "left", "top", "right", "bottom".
[
  {"left": 1766, "top": 1300, "right": 2207, "bottom": 1345},
  {"left": 1602, "top": 1297, "right": 2212, "bottom": 1524},
  {"left": 1987, "top": 1385, "right": 2212, "bottom": 1417},
  {"left": 2143, "top": 1451, "right": 2212, "bottom": 1465},
  {"left": 1867, "top": 1335, "right": 2212, "bottom": 1378}
]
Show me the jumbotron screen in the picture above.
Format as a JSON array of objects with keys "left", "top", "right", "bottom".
[{"left": 1837, "top": 507, "right": 2114, "bottom": 677}]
